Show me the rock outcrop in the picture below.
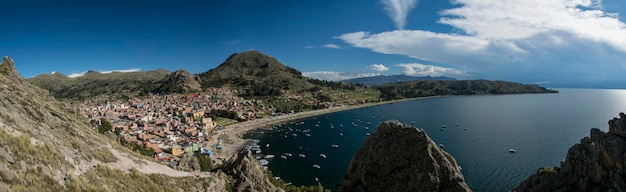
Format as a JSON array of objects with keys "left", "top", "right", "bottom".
[
  {"left": 337, "top": 121, "right": 471, "bottom": 192},
  {"left": 223, "top": 149, "right": 283, "bottom": 192},
  {"left": 513, "top": 113, "right": 626, "bottom": 192},
  {"left": 157, "top": 69, "right": 203, "bottom": 93},
  {"left": 1, "top": 56, "right": 15, "bottom": 72}
]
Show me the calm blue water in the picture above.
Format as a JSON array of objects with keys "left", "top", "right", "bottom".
[{"left": 244, "top": 89, "right": 626, "bottom": 191}]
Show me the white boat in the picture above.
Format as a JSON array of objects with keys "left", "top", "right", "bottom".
[
  {"left": 339, "top": 133, "right": 343, "bottom": 136},
  {"left": 265, "top": 155, "right": 275, "bottom": 159},
  {"left": 299, "top": 154, "right": 306, "bottom": 158},
  {"left": 285, "top": 153, "right": 292, "bottom": 157},
  {"left": 364, "top": 127, "right": 369, "bottom": 130},
  {"left": 340, "top": 124, "right": 343, "bottom": 127},
  {"left": 442, "top": 125, "right": 447, "bottom": 128},
  {"left": 313, "top": 164, "right": 321, "bottom": 169},
  {"left": 319, "top": 154, "right": 327, "bottom": 158},
  {"left": 456, "top": 123, "right": 461, "bottom": 126},
  {"left": 331, "top": 144, "right": 339, "bottom": 148},
  {"left": 439, "top": 144, "right": 444, "bottom": 147},
  {"left": 305, "top": 134, "right": 311, "bottom": 137},
  {"left": 280, "top": 155, "right": 287, "bottom": 159},
  {"left": 266, "top": 144, "right": 270, "bottom": 148},
  {"left": 292, "top": 133, "right": 298, "bottom": 137},
  {"left": 464, "top": 128, "right": 468, "bottom": 130},
  {"left": 509, "top": 149, "right": 517, "bottom": 153},
  {"left": 365, "top": 133, "right": 370, "bottom": 136},
  {"left": 260, "top": 159, "right": 269, "bottom": 165}
]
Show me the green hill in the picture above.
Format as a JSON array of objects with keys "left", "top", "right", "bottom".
[{"left": 376, "top": 79, "right": 558, "bottom": 100}]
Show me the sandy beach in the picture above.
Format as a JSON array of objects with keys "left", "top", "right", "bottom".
[{"left": 209, "top": 96, "right": 441, "bottom": 162}]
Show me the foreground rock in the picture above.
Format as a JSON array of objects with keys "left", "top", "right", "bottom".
[
  {"left": 513, "top": 113, "right": 626, "bottom": 191},
  {"left": 223, "top": 149, "right": 283, "bottom": 192},
  {"left": 337, "top": 121, "right": 471, "bottom": 192}
]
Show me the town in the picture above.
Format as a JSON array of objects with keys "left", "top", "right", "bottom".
[{"left": 78, "top": 87, "right": 270, "bottom": 168}]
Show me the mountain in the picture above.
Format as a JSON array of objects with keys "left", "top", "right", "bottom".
[
  {"left": 342, "top": 74, "right": 456, "bottom": 86},
  {"left": 1, "top": 56, "right": 281, "bottom": 191},
  {"left": 337, "top": 121, "right": 471, "bottom": 192},
  {"left": 27, "top": 69, "right": 171, "bottom": 100},
  {"left": 376, "top": 79, "right": 558, "bottom": 100},
  {"left": 513, "top": 112, "right": 626, "bottom": 191},
  {"left": 198, "top": 50, "right": 314, "bottom": 96}
]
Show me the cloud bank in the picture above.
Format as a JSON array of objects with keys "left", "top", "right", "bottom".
[
  {"left": 398, "top": 63, "right": 466, "bottom": 77},
  {"left": 303, "top": 71, "right": 380, "bottom": 81},
  {"left": 382, "top": 0, "right": 420, "bottom": 29},
  {"left": 339, "top": 0, "right": 626, "bottom": 83},
  {"left": 68, "top": 68, "right": 141, "bottom": 78},
  {"left": 368, "top": 64, "right": 389, "bottom": 71}
]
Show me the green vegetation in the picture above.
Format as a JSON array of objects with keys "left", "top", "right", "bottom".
[
  {"left": 206, "top": 109, "right": 245, "bottom": 122},
  {"left": 538, "top": 167, "right": 558, "bottom": 174},
  {"left": 376, "top": 80, "right": 558, "bottom": 100},
  {"left": 195, "top": 151, "right": 217, "bottom": 172},
  {"left": 119, "top": 137, "right": 156, "bottom": 156}
]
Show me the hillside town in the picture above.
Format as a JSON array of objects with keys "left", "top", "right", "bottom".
[{"left": 78, "top": 87, "right": 270, "bottom": 168}]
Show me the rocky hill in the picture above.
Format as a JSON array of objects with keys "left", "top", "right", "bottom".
[
  {"left": 376, "top": 79, "right": 558, "bottom": 100},
  {"left": 27, "top": 68, "right": 171, "bottom": 100},
  {"left": 342, "top": 74, "right": 456, "bottom": 86},
  {"left": 512, "top": 112, "right": 626, "bottom": 191},
  {"left": 155, "top": 69, "right": 203, "bottom": 94},
  {"left": 0, "top": 56, "right": 281, "bottom": 191},
  {"left": 337, "top": 121, "right": 471, "bottom": 192},
  {"left": 198, "top": 50, "right": 314, "bottom": 97}
]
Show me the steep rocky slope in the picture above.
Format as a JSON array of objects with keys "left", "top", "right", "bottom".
[
  {"left": 223, "top": 149, "right": 284, "bottom": 192},
  {"left": 0, "top": 56, "right": 280, "bottom": 191},
  {"left": 513, "top": 112, "right": 626, "bottom": 191},
  {"left": 155, "top": 69, "right": 203, "bottom": 93},
  {"left": 337, "top": 121, "right": 471, "bottom": 192}
]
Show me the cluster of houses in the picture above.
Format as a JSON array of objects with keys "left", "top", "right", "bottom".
[{"left": 79, "top": 87, "right": 271, "bottom": 167}]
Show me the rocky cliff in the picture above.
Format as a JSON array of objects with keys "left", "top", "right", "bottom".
[
  {"left": 156, "top": 69, "right": 203, "bottom": 93},
  {"left": 513, "top": 112, "right": 626, "bottom": 192},
  {"left": 337, "top": 121, "right": 471, "bottom": 192},
  {"left": 223, "top": 149, "right": 284, "bottom": 192}
]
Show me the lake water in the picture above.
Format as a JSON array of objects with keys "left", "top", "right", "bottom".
[{"left": 243, "top": 88, "right": 626, "bottom": 191}]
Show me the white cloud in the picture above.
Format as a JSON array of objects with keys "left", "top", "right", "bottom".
[
  {"left": 302, "top": 71, "right": 380, "bottom": 81},
  {"left": 68, "top": 68, "right": 141, "bottom": 78},
  {"left": 382, "top": 0, "right": 420, "bottom": 29},
  {"left": 398, "top": 63, "right": 466, "bottom": 77},
  {"left": 438, "top": 0, "right": 626, "bottom": 51},
  {"left": 304, "top": 45, "right": 316, "bottom": 49},
  {"left": 368, "top": 64, "right": 389, "bottom": 71},
  {"left": 337, "top": 0, "right": 626, "bottom": 82},
  {"left": 323, "top": 44, "right": 342, "bottom": 49}
]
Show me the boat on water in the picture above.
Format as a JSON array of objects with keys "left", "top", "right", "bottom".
[
  {"left": 339, "top": 124, "right": 343, "bottom": 127},
  {"left": 331, "top": 144, "right": 339, "bottom": 148},
  {"left": 292, "top": 133, "right": 298, "bottom": 137},
  {"left": 456, "top": 123, "right": 461, "bottom": 126},
  {"left": 284, "top": 153, "right": 292, "bottom": 157},
  {"left": 305, "top": 133, "right": 311, "bottom": 137},
  {"left": 364, "top": 127, "right": 369, "bottom": 130},
  {"left": 464, "top": 128, "right": 468, "bottom": 130},
  {"left": 265, "top": 155, "right": 275, "bottom": 159},
  {"left": 439, "top": 144, "right": 444, "bottom": 147},
  {"left": 411, "top": 121, "right": 415, "bottom": 124},
  {"left": 313, "top": 164, "right": 321, "bottom": 169},
  {"left": 442, "top": 125, "right": 447, "bottom": 128},
  {"left": 339, "top": 133, "right": 343, "bottom": 136},
  {"left": 260, "top": 159, "right": 269, "bottom": 166},
  {"left": 509, "top": 149, "right": 517, "bottom": 153},
  {"left": 280, "top": 155, "right": 287, "bottom": 159},
  {"left": 319, "top": 154, "right": 327, "bottom": 158},
  {"left": 266, "top": 144, "right": 270, "bottom": 148},
  {"left": 299, "top": 154, "right": 306, "bottom": 158},
  {"left": 365, "top": 133, "right": 370, "bottom": 136}
]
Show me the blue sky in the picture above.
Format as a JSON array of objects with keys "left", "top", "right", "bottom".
[{"left": 2, "top": 0, "right": 626, "bottom": 87}]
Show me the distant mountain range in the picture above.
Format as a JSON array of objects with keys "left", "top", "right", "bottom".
[{"left": 342, "top": 75, "right": 456, "bottom": 86}]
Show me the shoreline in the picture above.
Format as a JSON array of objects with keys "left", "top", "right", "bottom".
[{"left": 209, "top": 96, "right": 443, "bottom": 161}]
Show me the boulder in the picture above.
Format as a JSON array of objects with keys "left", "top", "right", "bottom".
[{"left": 337, "top": 121, "right": 471, "bottom": 192}]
